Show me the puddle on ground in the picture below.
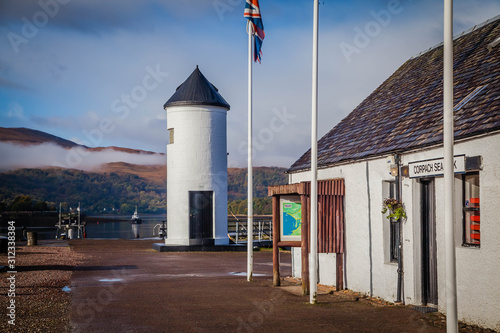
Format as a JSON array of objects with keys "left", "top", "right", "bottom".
[
  {"left": 98, "top": 278, "right": 124, "bottom": 282},
  {"left": 154, "top": 272, "right": 268, "bottom": 278},
  {"left": 156, "top": 273, "right": 212, "bottom": 278},
  {"left": 62, "top": 286, "right": 71, "bottom": 293},
  {"left": 229, "top": 272, "right": 267, "bottom": 277},
  {"left": 258, "top": 262, "right": 292, "bottom": 267}
]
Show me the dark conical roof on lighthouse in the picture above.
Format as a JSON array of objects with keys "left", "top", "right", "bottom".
[{"left": 164, "top": 66, "right": 230, "bottom": 110}]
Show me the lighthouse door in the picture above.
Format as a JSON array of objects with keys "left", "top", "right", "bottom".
[{"left": 189, "top": 191, "right": 214, "bottom": 241}]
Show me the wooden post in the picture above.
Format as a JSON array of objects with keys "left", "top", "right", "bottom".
[
  {"left": 27, "top": 231, "right": 38, "bottom": 246},
  {"left": 301, "top": 193, "right": 309, "bottom": 295},
  {"left": 272, "top": 195, "right": 280, "bottom": 286},
  {"left": 336, "top": 253, "right": 343, "bottom": 290}
]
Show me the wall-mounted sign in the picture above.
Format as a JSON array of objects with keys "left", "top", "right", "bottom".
[
  {"left": 280, "top": 196, "right": 301, "bottom": 241},
  {"left": 408, "top": 155, "right": 465, "bottom": 178}
]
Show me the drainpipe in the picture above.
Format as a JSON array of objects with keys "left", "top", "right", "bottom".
[{"left": 395, "top": 154, "right": 404, "bottom": 304}]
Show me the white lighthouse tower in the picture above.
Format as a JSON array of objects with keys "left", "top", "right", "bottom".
[{"left": 163, "top": 66, "right": 230, "bottom": 246}]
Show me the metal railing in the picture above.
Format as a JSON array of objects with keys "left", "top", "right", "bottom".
[
  {"left": 152, "top": 221, "right": 167, "bottom": 239},
  {"left": 227, "top": 215, "right": 272, "bottom": 244},
  {"left": 151, "top": 215, "right": 273, "bottom": 244}
]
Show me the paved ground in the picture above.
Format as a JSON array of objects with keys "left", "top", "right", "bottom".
[{"left": 67, "top": 239, "right": 447, "bottom": 333}]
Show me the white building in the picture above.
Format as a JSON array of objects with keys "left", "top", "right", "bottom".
[
  {"left": 163, "top": 66, "right": 230, "bottom": 246},
  {"left": 284, "top": 17, "right": 500, "bottom": 330}
]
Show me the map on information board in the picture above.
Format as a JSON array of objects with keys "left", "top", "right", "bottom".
[{"left": 282, "top": 202, "right": 301, "bottom": 237}]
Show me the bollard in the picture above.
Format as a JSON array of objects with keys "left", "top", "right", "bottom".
[
  {"left": 235, "top": 221, "right": 239, "bottom": 244},
  {"left": 258, "top": 221, "right": 262, "bottom": 241},
  {"left": 0, "top": 236, "right": 8, "bottom": 253},
  {"left": 27, "top": 232, "right": 38, "bottom": 246}
]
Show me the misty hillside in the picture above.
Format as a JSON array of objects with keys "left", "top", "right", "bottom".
[
  {"left": 0, "top": 127, "right": 79, "bottom": 148},
  {"left": 0, "top": 127, "right": 166, "bottom": 171},
  {"left": 0, "top": 127, "right": 162, "bottom": 156},
  {"left": 98, "top": 162, "right": 166, "bottom": 184},
  {"left": 0, "top": 127, "right": 288, "bottom": 214}
]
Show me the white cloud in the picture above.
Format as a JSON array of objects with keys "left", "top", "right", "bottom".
[
  {"left": 1, "top": 0, "right": 499, "bottom": 169},
  {"left": 225, "top": 1, "right": 500, "bottom": 168},
  {"left": 0, "top": 142, "right": 166, "bottom": 172},
  {"left": 6, "top": 102, "right": 27, "bottom": 121}
]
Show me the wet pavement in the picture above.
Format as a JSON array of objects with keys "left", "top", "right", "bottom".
[{"left": 69, "top": 239, "right": 444, "bottom": 332}]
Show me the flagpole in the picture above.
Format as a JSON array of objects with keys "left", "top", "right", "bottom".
[
  {"left": 310, "top": 0, "right": 319, "bottom": 305},
  {"left": 247, "top": 22, "right": 254, "bottom": 282},
  {"left": 444, "top": 0, "right": 458, "bottom": 331}
]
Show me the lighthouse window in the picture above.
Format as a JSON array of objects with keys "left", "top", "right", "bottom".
[
  {"left": 462, "top": 173, "right": 480, "bottom": 247},
  {"left": 168, "top": 128, "right": 174, "bottom": 144}
]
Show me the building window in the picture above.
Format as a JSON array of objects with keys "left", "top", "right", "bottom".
[
  {"left": 168, "top": 128, "right": 174, "bottom": 144},
  {"left": 383, "top": 181, "right": 399, "bottom": 263},
  {"left": 390, "top": 219, "right": 400, "bottom": 262},
  {"left": 463, "top": 172, "right": 480, "bottom": 247}
]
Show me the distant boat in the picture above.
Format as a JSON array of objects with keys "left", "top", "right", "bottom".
[{"left": 131, "top": 206, "right": 142, "bottom": 224}]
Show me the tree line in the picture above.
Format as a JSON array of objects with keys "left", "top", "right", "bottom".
[
  {"left": 0, "top": 166, "right": 287, "bottom": 215},
  {"left": 0, "top": 168, "right": 165, "bottom": 214},
  {"left": 0, "top": 195, "right": 55, "bottom": 212}
]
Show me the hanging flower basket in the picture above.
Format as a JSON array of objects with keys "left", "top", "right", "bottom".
[{"left": 381, "top": 198, "right": 407, "bottom": 221}]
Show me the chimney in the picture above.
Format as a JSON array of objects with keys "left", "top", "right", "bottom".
[{"left": 487, "top": 37, "right": 500, "bottom": 52}]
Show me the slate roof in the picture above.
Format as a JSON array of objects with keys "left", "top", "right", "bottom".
[
  {"left": 288, "top": 16, "right": 500, "bottom": 173},
  {"left": 164, "top": 66, "right": 230, "bottom": 110}
]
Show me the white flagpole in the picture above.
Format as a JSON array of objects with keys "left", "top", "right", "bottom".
[
  {"left": 247, "top": 22, "right": 254, "bottom": 282},
  {"left": 310, "top": 0, "right": 319, "bottom": 304},
  {"left": 444, "top": 0, "right": 458, "bottom": 331}
]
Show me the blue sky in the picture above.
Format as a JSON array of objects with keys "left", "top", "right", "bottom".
[{"left": 1, "top": 0, "right": 499, "bottom": 168}]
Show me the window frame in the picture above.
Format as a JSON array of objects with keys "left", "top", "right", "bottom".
[
  {"left": 383, "top": 180, "right": 399, "bottom": 263},
  {"left": 462, "top": 172, "right": 480, "bottom": 247},
  {"left": 167, "top": 128, "right": 174, "bottom": 145}
]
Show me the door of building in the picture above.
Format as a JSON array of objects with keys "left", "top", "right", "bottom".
[
  {"left": 420, "top": 179, "right": 438, "bottom": 305},
  {"left": 189, "top": 191, "right": 213, "bottom": 240}
]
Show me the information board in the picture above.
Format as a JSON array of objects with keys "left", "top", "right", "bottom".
[{"left": 280, "top": 196, "right": 301, "bottom": 241}]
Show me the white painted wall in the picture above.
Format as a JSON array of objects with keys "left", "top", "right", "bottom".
[
  {"left": 291, "top": 248, "right": 337, "bottom": 286},
  {"left": 289, "top": 133, "right": 500, "bottom": 330},
  {"left": 166, "top": 105, "right": 228, "bottom": 246},
  {"left": 290, "top": 158, "right": 398, "bottom": 299},
  {"left": 401, "top": 134, "right": 500, "bottom": 331}
]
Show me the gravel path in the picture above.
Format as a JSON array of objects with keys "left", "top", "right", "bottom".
[
  {"left": 0, "top": 241, "right": 86, "bottom": 333},
  {"left": 1, "top": 240, "right": 497, "bottom": 332}
]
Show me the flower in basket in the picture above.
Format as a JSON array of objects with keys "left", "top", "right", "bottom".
[{"left": 381, "top": 198, "right": 407, "bottom": 221}]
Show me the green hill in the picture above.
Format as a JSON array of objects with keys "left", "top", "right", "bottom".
[
  {"left": 0, "top": 166, "right": 287, "bottom": 215},
  {"left": 0, "top": 168, "right": 165, "bottom": 214}
]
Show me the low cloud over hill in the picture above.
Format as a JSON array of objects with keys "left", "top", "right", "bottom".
[{"left": 0, "top": 127, "right": 165, "bottom": 172}]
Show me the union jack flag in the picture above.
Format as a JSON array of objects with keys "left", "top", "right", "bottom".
[{"left": 244, "top": 0, "right": 265, "bottom": 62}]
